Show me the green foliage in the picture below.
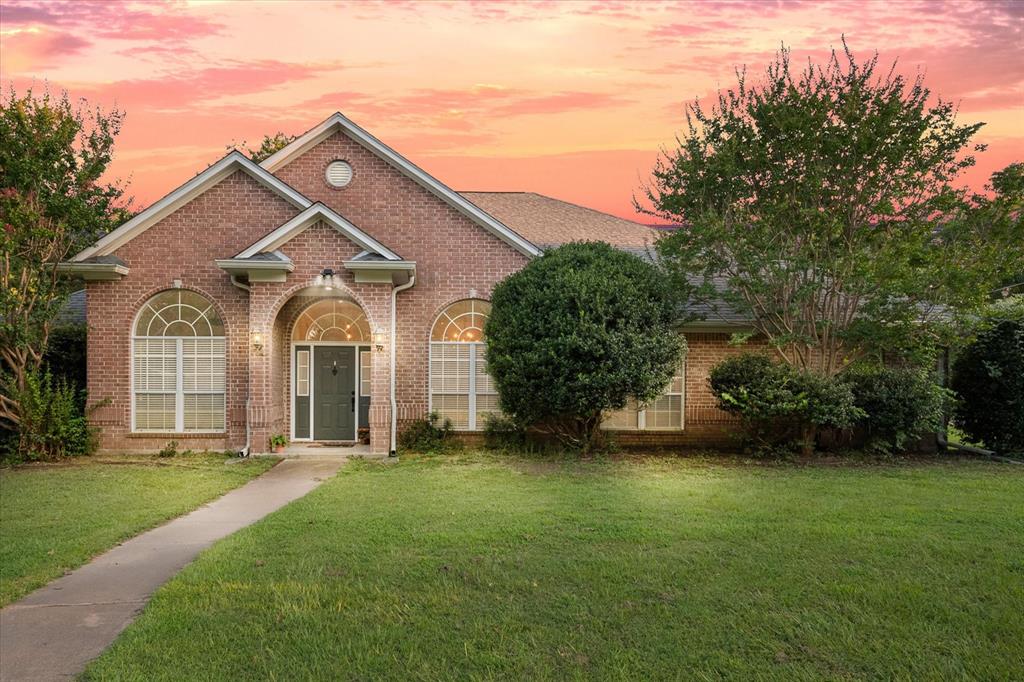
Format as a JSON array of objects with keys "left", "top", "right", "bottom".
[
  {"left": 709, "top": 354, "right": 862, "bottom": 454},
  {"left": 843, "top": 365, "right": 948, "bottom": 454},
  {"left": 158, "top": 441, "right": 180, "bottom": 459},
  {"left": 242, "top": 132, "right": 295, "bottom": 163},
  {"left": 399, "top": 412, "right": 454, "bottom": 452},
  {"left": 951, "top": 296, "right": 1024, "bottom": 454},
  {"left": 269, "top": 434, "right": 288, "bottom": 450},
  {"left": 1, "top": 88, "right": 130, "bottom": 445},
  {"left": 646, "top": 43, "right": 1020, "bottom": 375},
  {"left": 43, "top": 323, "right": 87, "bottom": 395},
  {"left": 486, "top": 242, "right": 685, "bottom": 452},
  {"left": 482, "top": 413, "right": 529, "bottom": 451},
  {"left": 1, "top": 369, "right": 97, "bottom": 462}
]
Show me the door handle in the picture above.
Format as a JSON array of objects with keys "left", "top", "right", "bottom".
[{"left": 351, "top": 390, "right": 355, "bottom": 410}]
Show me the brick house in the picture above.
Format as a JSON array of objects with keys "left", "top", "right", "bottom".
[{"left": 59, "top": 113, "right": 750, "bottom": 455}]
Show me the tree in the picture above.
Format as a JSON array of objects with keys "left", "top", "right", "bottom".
[
  {"left": 233, "top": 132, "right": 295, "bottom": 163},
  {"left": 486, "top": 242, "right": 686, "bottom": 452},
  {"left": 0, "top": 88, "right": 129, "bottom": 432},
  {"left": 951, "top": 296, "right": 1024, "bottom": 455},
  {"left": 644, "top": 43, "right": 1023, "bottom": 376}
]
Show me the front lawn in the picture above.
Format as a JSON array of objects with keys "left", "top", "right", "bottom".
[
  {"left": 0, "top": 454, "right": 276, "bottom": 606},
  {"left": 85, "top": 452, "right": 1023, "bottom": 680}
]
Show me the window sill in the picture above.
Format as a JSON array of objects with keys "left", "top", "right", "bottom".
[{"left": 127, "top": 432, "right": 227, "bottom": 439}]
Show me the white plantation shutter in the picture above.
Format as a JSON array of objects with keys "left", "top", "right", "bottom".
[
  {"left": 132, "top": 291, "right": 226, "bottom": 433},
  {"left": 602, "top": 360, "right": 685, "bottom": 431},
  {"left": 428, "top": 300, "right": 500, "bottom": 431}
]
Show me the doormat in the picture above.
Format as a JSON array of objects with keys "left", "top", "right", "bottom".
[{"left": 308, "top": 442, "right": 355, "bottom": 448}]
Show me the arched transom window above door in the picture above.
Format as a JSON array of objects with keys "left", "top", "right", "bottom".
[
  {"left": 293, "top": 300, "right": 371, "bottom": 342},
  {"left": 429, "top": 299, "right": 498, "bottom": 431}
]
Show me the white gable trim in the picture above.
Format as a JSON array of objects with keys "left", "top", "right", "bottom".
[
  {"left": 237, "top": 203, "right": 402, "bottom": 261},
  {"left": 260, "top": 112, "right": 542, "bottom": 258},
  {"left": 72, "top": 151, "right": 312, "bottom": 262}
]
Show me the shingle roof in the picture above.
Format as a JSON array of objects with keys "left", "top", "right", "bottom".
[
  {"left": 56, "top": 289, "right": 86, "bottom": 326},
  {"left": 460, "top": 192, "right": 659, "bottom": 251}
]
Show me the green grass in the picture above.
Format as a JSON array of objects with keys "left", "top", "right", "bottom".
[
  {"left": 0, "top": 454, "right": 275, "bottom": 607},
  {"left": 85, "top": 452, "right": 1023, "bottom": 680}
]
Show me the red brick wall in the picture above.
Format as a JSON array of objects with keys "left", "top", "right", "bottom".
[
  {"left": 86, "top": 128, "right": 763, "bottom": 454},
  {"left": 272, "top": 131, "right": 530, "bottom": 433},
  {"left": 87, "top": 170, "right": 301, "bottom": 453}
]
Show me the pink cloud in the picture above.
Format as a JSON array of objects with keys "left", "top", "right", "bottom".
[
  {"left": 0, "top": 0, "right": 223, "bottom": 42},
  {"left": 0, "top": 30, "right": 90, "bottom": 71}
]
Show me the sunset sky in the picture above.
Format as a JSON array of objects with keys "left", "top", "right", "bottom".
[{"left": 1, "top": 0, "right": 1021, "bottom": 220}]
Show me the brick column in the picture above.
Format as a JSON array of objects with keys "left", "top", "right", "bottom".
[{"left": 369, "top": 328, "right": 392, "bottom": 454}]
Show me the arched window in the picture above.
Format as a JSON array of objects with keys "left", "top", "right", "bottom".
[
  {"left": 292, "top": 299, "right": 370, "bottom": 342},
  {"left": 429, "top": 299, "right": 499, "bottom": 430},
  {"left": 132, "top": 290, "right": 225, "bottom": 433}
]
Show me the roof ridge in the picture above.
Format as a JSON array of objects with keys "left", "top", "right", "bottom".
[{"left": 463, "top": 190, "right": 651, "bottom": 229}]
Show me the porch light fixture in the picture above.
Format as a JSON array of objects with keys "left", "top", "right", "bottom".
[
  {"left": 373, "top": 327, "right": 386, "bottom": 351},
  {"left": 314, "top": 268, "right": 338, "bottom": 290},
  {"left": 251, "top": 331, "right": 264, "bottom": 352}
]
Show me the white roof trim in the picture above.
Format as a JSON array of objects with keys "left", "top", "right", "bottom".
[
  {"left": 237, "top": 203, "right": 402, "bottom": 261},
  {"left": 72, "top": 151, "right": 312, "bottom": 262},
  {"left": 260, "top": 112, "right": 542, "bottom": 258},
  {"left": 342, "top": 259, "right": 416, "bottom": 270},
  {"left": 56, "top": 261, "right": 130, "bottom": 280},
  {"left": 214, "top": 259, "right": 296, "bottom": 273}
]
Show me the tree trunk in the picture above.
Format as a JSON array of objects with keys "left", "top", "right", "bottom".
[{"left": 800, "top": 424, "right": 817, "bottom": 457}]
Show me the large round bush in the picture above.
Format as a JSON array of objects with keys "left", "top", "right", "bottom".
[
  {"left": 708, "top": 353, "right": 862, "bottom": 455},
  {"left": 951, "top": 297, "right": 1024, "bottom": 454},
  {"left": 486, "top": 242, "right": 685, "bottom": 451},
  {"left": 843, "top": 365, "right": 948, "bottom": 454}
]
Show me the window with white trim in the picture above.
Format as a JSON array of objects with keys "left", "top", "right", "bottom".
[
  {"left": 296, "top": 350, "right": 310, "bottom": 397},
  {"left": 429, "top": 299, "right": 499, "bottom": 430},
  {"left": 132, "top": 290, "right": 225, "bottom": 433},
  {"left": 292, "top": 299, "right": 370, "bottom": 342},
  {"left": 359, "top": 350, "right": 371, "bottom": 397},
  {"left": 603, "top": 361, "right": 685, "bottom": 431}
]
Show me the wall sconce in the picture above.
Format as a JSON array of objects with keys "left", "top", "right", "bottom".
[
  {"left": 373, "top": 327, "right": 386, "bottom": 352},
  {"left": 313, "top": 268, "right": 337, "bottom": 290},
  {"left": 251, "top": 331, "right": 264, "bottom": 353}
]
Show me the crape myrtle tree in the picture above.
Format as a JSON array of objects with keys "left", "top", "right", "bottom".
[
  {"left": 485, "top": 242, "right": 686, "bottom": 453},
  {"left": 643, "top": 43, "right": 1023, "bottom": 376},
  {"left": 0, "top": 88, "right": 129, "bottom": 435}
]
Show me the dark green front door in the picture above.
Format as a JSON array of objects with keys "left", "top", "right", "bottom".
[{"left": 314, "top": 346, "right": 356, "bottom": 440}]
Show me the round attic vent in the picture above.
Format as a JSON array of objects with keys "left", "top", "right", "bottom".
[{"left": 325, "top": 160, "right": 353, "bottom": 188}]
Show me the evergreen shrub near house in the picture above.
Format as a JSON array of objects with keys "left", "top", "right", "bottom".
[
  {"left": 43, "top": 323, "right": 88, "bottom": 397},
  {"left": 399, "top": 412, "right": 455, "bottom": 453},
  {"left": 1, "top": 369, "right": 97, "bottom": 462},
  {"left": 486, "top": 242, "right": 686, "bottom": 453},
  {"left": 708, "top": 353, "right": 862, "bottom": 455},
  {"left": 951, "top": 296, "right": 1024, "bottom": 454},
  {"left": 843, "top": 365, "right": 949, "bottom": 454}
]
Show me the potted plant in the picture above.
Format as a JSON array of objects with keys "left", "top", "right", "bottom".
[{"left": 269, "top": 433, "right": 288, "bottom": 454}]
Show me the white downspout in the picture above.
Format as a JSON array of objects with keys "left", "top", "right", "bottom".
[
  {"left": 229, "top": 275, "right": 252, "bottom": 457},
  {"left": 390, "top": 274, "right": 415, "bottom": 457}
]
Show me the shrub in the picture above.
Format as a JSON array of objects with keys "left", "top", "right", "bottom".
[
  {"left": 951, "top": 296, "right": 1024, "bottom": 454},
  {"left": 43, "top": 323, "right": 87, "bottom": 395},
  {"left": 2, "top": 369, "right": 97, "bottom": 462},
  {"left": 158, "top": 440, "right": 180, "bottom": 458},
  {"left": 708, "top": 353, "right": 862, "bottom": 455},
  {"left": 482, "top": 413, "right": 528, "bottom": 450},
  {"left": 486, "top": 242, "right": 685, "bottom": 453},
  {"left": 843, "top": 365, "right": 948, "bottom": 454},
  {"left": 399, "top": 412, "right": 454, "bottom": 452}
]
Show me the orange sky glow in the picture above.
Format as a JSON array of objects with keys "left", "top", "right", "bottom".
[{"left": 1, "top": 0, "right": 1021, "bottom": 221}]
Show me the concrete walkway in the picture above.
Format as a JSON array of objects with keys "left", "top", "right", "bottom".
[{"left": 0, "top": 457, "right": 345, "bottom": 682}]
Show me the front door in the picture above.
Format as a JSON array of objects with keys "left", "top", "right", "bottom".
[{"left": 314, "top": 346, "right": 356, "bottom": 440}]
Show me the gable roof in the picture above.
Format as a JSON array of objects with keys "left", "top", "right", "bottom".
[
  {"left": 236, "top": 202, "right": 402, "bottom": 261},
  {"left": 259, "top": 112, "right": 542, "bottom": 258},
  {"left": 72, "top": 151, "right": 312, "bottom": 262},
  {"left": 459, "top": 192, "right": 659, "bottom": 251}
]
